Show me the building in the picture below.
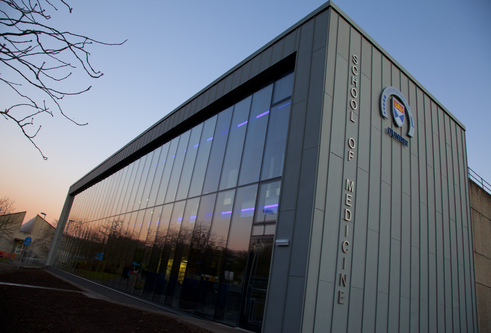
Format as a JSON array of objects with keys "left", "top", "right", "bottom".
[
  {"left": 47, "top": 2, "right": 478, "bottom": 332},
  {"left": 469, "top": 176, "right": 491, "bottom": 332},
  {"left": 0, "top": 211, "right": 25, "bottom": 258},
  {"left": 0, "top": 213, "right": 54, "bottom": 260}
]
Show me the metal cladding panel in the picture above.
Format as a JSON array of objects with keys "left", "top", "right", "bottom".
[{"left": 299, "top": 6, "right": 476, "bottom": 333}]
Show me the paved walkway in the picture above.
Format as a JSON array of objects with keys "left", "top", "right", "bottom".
[{"left": 43, "top": 266, "right": 251, "bottom": 333}]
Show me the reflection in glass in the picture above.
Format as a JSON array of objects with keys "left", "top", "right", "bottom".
[
  {"left": 217, "top": 184, "right": 258, "bottom": 326},
  {"left": 155, "top": 137, "right": 180, "bottom": 206},
  {"left": 202, "top": 107, "right": 233, "bottom": 194},
  {"left": 219, "top": 96, "right": 252, "bottom": 190},
  {"left": 147, "top": 143, "right": 170, "bottom": 207},
  {"left": 261, "top": 99, "right": 291, "bottom": 180},
  {"left": 53, "top": 72, "right": 295, "bottom": 331},
  {"left": 165, "top": 197, "right": 200, "bottom": 307},
  {"left": 155, "top": 200, "right": 185, "bottom": 304},
  {"left": 178, "top": 193, "right": 216, "bottom": 311},
  {"left": 238, "top": 84, "right": 273, "bottom": 186},
  {"left": 196, "top": 189, "right": 235, "bottom": 319},
  {"left": 188, "top": 116, "right": 217, "bottom": 198},
  {"left": 165, "top": 131, "right": 191, "bottom": 203},
  {"left": 176, "top": 124, "right": 204, "bottom": 201},
  {"left": 272, "top": 72, "right": 294, "bottom": 104}
]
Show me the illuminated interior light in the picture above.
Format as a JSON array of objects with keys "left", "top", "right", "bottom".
[
  {"left": 237, "top": 121, "right": 248, "bottom": 127},
  {"left": 264, "top": 204, "right": 279, "bottom": 209},
  {"left": 256, "top": 110, "right": 270, "bottom": 118},
  {"left": 221, "top": 211, "right": 232, "bottom": 215},
  {"left": 278, "top": 102, "right": 291, "bottom": 109},
  {"left": 221, "top": 130, "right": 229, "bottom": 135},
  {"left": 207, "top": 137, "right": 213, "bottom": 141},
  {"left": 241, "top": 207, "right": 255, "bottom": 212},
  {"left": 194, "top": 144, "right": 199, "bottom": 148}
]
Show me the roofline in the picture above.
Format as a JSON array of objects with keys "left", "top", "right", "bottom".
[{"left": 70, "top": 1, "right": 465, "bottom": 192}]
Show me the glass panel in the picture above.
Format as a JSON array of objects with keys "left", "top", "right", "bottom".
[
  {"left": 122, "top": 160, "right": 141, "bottom": 213},
  {"left": 217, "top": 184, "right": 258, "bottom": 326},
  {"left": 165, "top": 131, "right": 191, "bottom": 203},
  {"left": 188, "top": 116, "right": 217, "bottom": 198},
  {"left": 176, "top": 124, "right": 204, "bottom": 201},
  {"left": 128, "top": 154, "right": 150, "bottom": 212},
  {"left": 109, "top": 168, "right": 127, "bottom": 217},
  {"left": 116, "top": 163, "right": 135, "bottom": 214},
  {"left": 251, "top": 225, "right": 264, "bottom": 236},
  {"left": 195, "top": 189, "right": 235, "bottom": 319},
  {"left": 155, "top": 137, "right": 180, "bottom": 206},
  {"left": 156, "top": 200, "right": 185, "bottom": 304},
  {"left": 238, "top": 84, "right": 273, "bottom": 186},
  {"left": 127, "top": 208, "right": 153, "bottom": 294},
  {"left": 148, "top": 204, "right": 174, "bottom": 301},
  {"left": 202, "top": 107, "right": 233, "bottom": 194},
  {"left": 165, "top": 197, "right": 200, "bottom": 307},
  {"left": 178, "top": 193, "right": 217, "bottom": 311},
  {"left": 240, "top": 237, "right": 274, "bottom": 331},
  {"left": 219, "top": 96, "right": 252, "bottom": 190},
  {"left": 102, "top": 216, "right": 125, "bottom": 286},
  {"left": 140, "top": 205, "right": 163, "bottom": 298},
  {"left": 148, "top": 143, "right": 170, "bottom": 207},
  {"left": 255, "top": 181, "right": 281, "bottom": 224},
  {"left": 120, "top": 211, "right": 144, "bottom": 291},
  {"left": 261, "top": 99, "right": 291, "bottom": 180},
  {"left": 272, "top": 72, "right": 294, "bottom": 104},
  {"left": 139, "top": 148, "right": 160, "bottom": 209}
]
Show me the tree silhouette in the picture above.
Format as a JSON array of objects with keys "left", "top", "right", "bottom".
[{"left": 1, "top": 0, "right": 125, "bottom": 159}]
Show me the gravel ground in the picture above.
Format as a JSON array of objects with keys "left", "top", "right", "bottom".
[{"left": 0, "top": 267, "right": 213, "bottom": 333}]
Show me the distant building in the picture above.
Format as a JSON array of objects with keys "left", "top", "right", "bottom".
[
  {"left": 0, "top": 211, "right": 26, "bottom": 258},
  {"left": 47, "top": 2, "right": 478, "bottom": 332},
  {"left": 0, "top": 213, "right": 54, "bottom": 260}
]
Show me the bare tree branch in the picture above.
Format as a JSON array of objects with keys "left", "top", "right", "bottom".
[{"left": 1, "top": 0, "right": 126, "bottom": 159}]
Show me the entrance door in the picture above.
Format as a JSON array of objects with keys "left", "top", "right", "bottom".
[{"left": 240, "top": 237, "right": 274, "bottom": 332}]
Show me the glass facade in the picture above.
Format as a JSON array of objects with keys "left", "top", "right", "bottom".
[{"left": 54, "top": 72, "right": 294, "bottom": 331}]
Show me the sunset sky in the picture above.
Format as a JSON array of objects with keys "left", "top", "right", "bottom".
[{"left": 1, "top": 0, "right": 490, "bottom": 225}]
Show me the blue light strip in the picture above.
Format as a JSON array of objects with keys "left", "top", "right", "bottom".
[
  {"left": 221, "top": 130, "right": 229, "bottom": 135},
  {"left": 278, "top": 102, "right": 291, "bottom": 109},
  {"left": 221, "top": 211, "right": 232, "bottom": 215},
  {"left": 264, "top": 204, "right": 279, "bottom": 209},
  {"left": 237, "top": 121, "right": 248, "bottom": 127},
  {"left": 256, "top": 110, "right": 270, "bottom": 118},
  {"left": 207, "top": 137, "right": 213, "bottom": 142},
  {"left": 241, "top": 207, "right": 255, "bottom": 212},
  {"left": 194, "top": 144, "right": 199, "bottom": 148}
]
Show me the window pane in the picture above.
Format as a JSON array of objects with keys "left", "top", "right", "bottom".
[
  {"left": 202, "top": 107, "right": 233, "bottom": 194},
  {"left": 272, "top": 72, "right": 294, "bottom": 104},
  {"left": 238, "top": 84, "right": 273, "bottom": 186},
  {"left": 255, "top": 181, "right": 281, "bottom": 224},
  {"left": 196, "top": 189, "right": 235, "bottom": 318},
  {"left": 219, "top": 96, "right": 252, "bottom": 190},
  {"left": 176, "top": 124, "right": 204, "bottom": 201},
  {"left": 140, "top": 205, "right": 163, "bottom": 298},
  {"left": 157, "top": 200, "right": 185, "bottom": 303},
  {"left": 128, "top": 155, "right": 148, "bottom": 212},
  {"left": 261, "top": 99, "right": 291, "bottom": 180},
  {"left": 216, "top": 184, "right": 257, "bottom": 326},
  {"left": 178, "top": 193, "right": 216, "bottom": 311},
  {"left": 135, "top": 152, "right": 155, "bottom": 210},
  {"left": 155, "top": 137, "right": 180, "bottom": 206},
  {"left": 165, "top": 131, "right": 191, "bottom": 203},
  {"left": 188, "top": 116, "right": 218, "bottom": 197},
  {"left": 141, "top": 146, "right": 163, "bottom": 209},
  {"left": 148, "top": 143, "right": 170, "bottom": 207},
  {"left": 165, "top": 197, "right": 200, "bottom": 307}
]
